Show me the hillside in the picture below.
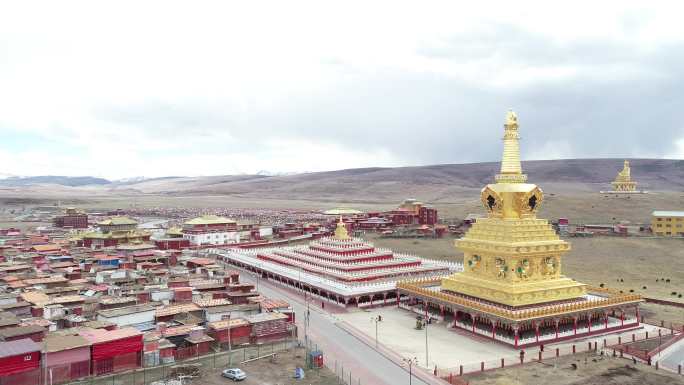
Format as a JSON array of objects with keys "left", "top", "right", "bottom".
[
  {"left": 0, "top": 159, "right": 682, "bottom": 208},
  {"left": 104, "top": 158, "right": 684, "bottom": 201}
]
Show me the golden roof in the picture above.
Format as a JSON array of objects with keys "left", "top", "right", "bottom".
[
  {"left": 323, "top": 208, "right": 363, "bottom": 215},
  {"left": 73, "top": 229, "right": 150, "bottom": 240},
  {"left": 166, "top": 227, "right": 183, "bottom": 236},
  {"left": 184, "top": 215, "right": 236, "bottom": 226},
  {"left": 98, "top": 216, "right": 138, "bottom": 226}
]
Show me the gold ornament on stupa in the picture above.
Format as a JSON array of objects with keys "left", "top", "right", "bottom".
[
  {"left": 441, "top": 110, "right": 587, "bottom": 306},
  {"left": 611, "top": 160, "right": 637, "bottom": 192},
  {"left": 333, "top": 216, "right": 350, "bottom": 240}
]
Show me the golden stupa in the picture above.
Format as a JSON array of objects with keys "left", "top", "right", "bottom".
[
  {"left": 440, "top": 110, "right": 587, "bottom": 306},
  {"left": 333, "top": 216, "right": 351, "bottom": 240},
  {"left": 611, "top": 160, "right": 637, "bottom": 192}
]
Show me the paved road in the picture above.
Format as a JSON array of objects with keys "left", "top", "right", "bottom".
[
  {"left": 232, "top": 265, "right": 432, "bottom": 385},
  {"left": 660, "top": 339, "right": 684, "bottom": 371}
]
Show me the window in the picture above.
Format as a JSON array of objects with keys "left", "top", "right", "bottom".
[
  {"left": 667, "top": 218, "right": 672, "bottom": 221},
  {"left": 657, "top": 218, "right": 663, "bottom": 221},
  {"left": 656, "top": 224, "right": 662, "bottom": 228}
]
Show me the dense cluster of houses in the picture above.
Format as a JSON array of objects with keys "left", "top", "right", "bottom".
[{"left": 0, "top": 223, "right": 296, "bottom": 385}]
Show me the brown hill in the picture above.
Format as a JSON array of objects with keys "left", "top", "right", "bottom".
[{"left": 105, "top": 158, "right": 683, "bottom": 202}]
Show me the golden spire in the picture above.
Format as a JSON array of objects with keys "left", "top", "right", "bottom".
[
  {"left": 333, "top": 216, "right": 350, "bottom": 240},
  {"left": 495, "top": 109, "right": 527, "bottom": 184}
]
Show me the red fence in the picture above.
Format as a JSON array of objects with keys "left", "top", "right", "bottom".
[
  {"left": 175, "top": 346, "right": 199, "bottom": 361},
  {"left": 438, "top": 329, "right": 681, "bottom": 380}
]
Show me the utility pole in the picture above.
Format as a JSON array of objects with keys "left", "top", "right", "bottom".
[
  {"left": 402, "top": 357, "right": 418, "bottom": 385},
  {"left": 371, "top": 315, "right": 383, "bottom": 348},
  {"left": 421, "top": 319, "right": 429, "bottom": 366}
]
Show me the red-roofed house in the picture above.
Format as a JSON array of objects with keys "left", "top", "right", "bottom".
[
  {"left": 0, "top": 338, "right": 42, "bottom": 385},
  {"left": 79, "top": 327, "right": 142, "bottom": 375},
  {"left": 30, "top": 244, "right": 63, "bottom": 254},
  {"left": 207, "top": 318, "right": 251, "bottom": 347}
]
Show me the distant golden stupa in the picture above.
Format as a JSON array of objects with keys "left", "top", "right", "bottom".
[{"left": 611, "top": 160, "right": 637, "bottom": 192}]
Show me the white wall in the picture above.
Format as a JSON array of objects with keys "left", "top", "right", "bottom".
[
  {"left": 259, "top": 227, "right": 273, "bottom": 237},
  {"left": 97, "top": 309, "right": 155, "bottom": 326},
  {"left": 151, "top": 290, "right": 174, "bottom": 302},
  {"left": 206, "top": 308, "right": 258, "bottom": 322},
  {"left": 183, "top": 231, "right": 240, "bottom": 245}
]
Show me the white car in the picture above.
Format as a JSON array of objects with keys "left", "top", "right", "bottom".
[{"left": 222, "top": 368, "right": 247, "bottom": 381}]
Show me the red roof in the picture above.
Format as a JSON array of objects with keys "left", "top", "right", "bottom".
[
  {"left": 259, "top": 299, "right": 290, "bottom": 311},
  {"left": 188, "top": 257, "right": 214, "bottom": 266}
]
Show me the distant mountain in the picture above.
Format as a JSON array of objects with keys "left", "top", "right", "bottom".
[
  {"left": 107, "top": 158, "right": 684, "bottom": 201},
  {"left": 4, "top": 159, "right": 683, "bottom": 201},
  {"left": 255, "top": 170, "right": 303, "bottom": 177},
  {"left": 0, "top": 176, "right": 111, "bottom": 187}
]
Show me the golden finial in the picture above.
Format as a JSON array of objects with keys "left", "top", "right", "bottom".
[
  {"left": 333, "top": 215, "right": 350, "bottom": 240},
  {"left": 495, "top": 109, "right": 527, "bottom": 183},
  {"left": 505, "top": 109, "right": 518, "bottom": 126}
]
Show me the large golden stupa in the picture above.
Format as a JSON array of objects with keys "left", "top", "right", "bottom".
[
  {"left": 441, "top": 110, "right": 586, "bottom": 306},
  {"left": 397, "top": 110, "right": 642, "bottom": 348}
]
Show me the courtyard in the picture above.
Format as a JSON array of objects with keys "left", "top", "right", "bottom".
[{"left": 338, "top": 306, "right": 665, "bottom": 374}]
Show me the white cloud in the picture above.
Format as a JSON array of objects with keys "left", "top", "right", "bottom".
[{"left": 0, "top": 1, "right": 683, "bottom": 178}]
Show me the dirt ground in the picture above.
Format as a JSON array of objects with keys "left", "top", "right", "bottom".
[
  {"left": 196, "top": 347, "right": 339, "bottom": 385},
  {"left": 364, "top": 232, "right": 459, "bottom": 260},
  {"left": 563, "top": 237, "right": 684, "bottom": 303},
  {"left": 0, "top": 220, "right": 50, "bottom": 231},
  {"left": 367, "top": 233, "right": 684, "bottom": 302},
  {"left": 640, "top": 302, "right": 684, "bottom": 326},
  {"left": 463, "top": 352, "right": 684, "bottom": 385}
]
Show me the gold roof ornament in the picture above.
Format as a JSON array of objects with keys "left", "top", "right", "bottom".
[
  {"left": 333, "top": 216, "right": 350, "bottom": 240},
  {"left": 495, "top": 109, "right": 527, "bottom": 184}
]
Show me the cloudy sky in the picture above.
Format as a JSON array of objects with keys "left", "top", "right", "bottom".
[{"left": 1, "top": 1, "right": 683, "bottom": 179}]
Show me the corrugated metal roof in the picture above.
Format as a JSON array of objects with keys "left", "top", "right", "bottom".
[
  {"left": 44, "top": 335, "right": 90, "bottom": 353},
  {"left": 207, "top": 318, "right": 249, "bottom": 330},
  {"left": 154, "top": 303, "right": 200, "bottom": 317},
  {"left": 246, "top": 312, "right": 288, "bottom": 323},
  {"left": 653, "top": 211, "right": 684, "bottom": 217},
  {"left": 97, "top": 304, "right": 156, "bottom": 318},
  {"left": 79, "top": 327, "right": 141, "bottom": 344},
  {"left": 0, "top": 325, "right": 45, "bottom": 338},
  {"left": 258, "top": 299, "right": 290, "bottom": 311},
  {"left": 193, "top": 298, "right": 232, "bottom": 308},
  {"left": 0, "top": 338, "right": 41, "bottom": 358}
]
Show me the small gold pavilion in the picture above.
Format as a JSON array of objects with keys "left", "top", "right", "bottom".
[
  {"left": 611, "top": 160, "right": 638, "bottom": 192},
  {"left": 398, "top": 110, "right": 642, "bottom": 348}
]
